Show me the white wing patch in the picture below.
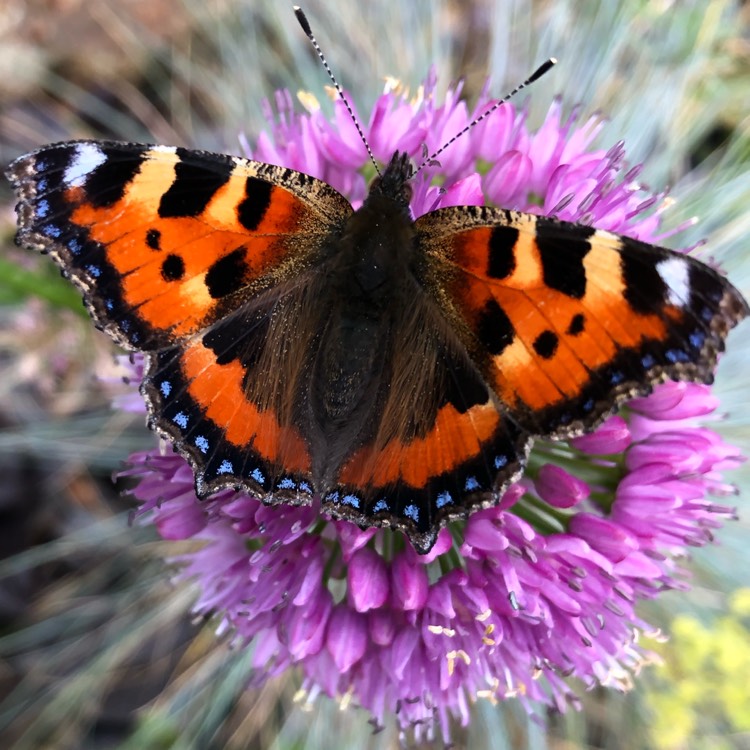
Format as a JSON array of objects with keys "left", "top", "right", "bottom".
[
  {"left": 63, "top": 143, "right": 107, "bottom": 188},
  {"left": 150, "top": 145, "right": 178, "bottom": 155},
  {"left": 657, "top": 257, "right": 691, "bottom": 307}
]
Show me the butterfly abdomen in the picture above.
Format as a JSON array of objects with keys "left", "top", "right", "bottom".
[{"left": 308, "top": 180, "right": 420, "bottom": 479}]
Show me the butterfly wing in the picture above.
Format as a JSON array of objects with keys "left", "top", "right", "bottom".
[
  {"left": 415, "top": 207, "right": 748, "bottom": 437},
  {"left": 7, "top": 140, "right": 353, "bottom": 505}
]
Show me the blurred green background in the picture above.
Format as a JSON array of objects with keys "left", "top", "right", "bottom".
[{"left": 1, "top": 1, "right": 749, "bottom": 748}]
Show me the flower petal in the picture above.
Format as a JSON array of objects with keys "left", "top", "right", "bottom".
[
  {"left": 348, "top": 547, "right": 389, "bottom": 612},
  {"left": 326, "top": 605, "right": 368, "bottom": 673}
]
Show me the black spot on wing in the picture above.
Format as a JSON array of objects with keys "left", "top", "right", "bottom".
[
  {"left": 158, "top": 147, "right": 233, "bottom": 218},
  {"left": 205, "top": 247, "right": 249, "bottom": 299},
  {"left": 85, "top": 144, "right": 149, "bottom": 208},
  {"left": 536, "top": 218, "right": 594, "bottom": 299},
  {"left": 439, "top": 344, "right": 490, "bottom": 413},
  {"left": 567, "top": 313, "right": 585, "bottom": 336},
  {"left": 620, "top": 237, "right": 669, "bottom": 314},
  {"left": 146, "top": 228, "right": 161, "bottom": 250},
  {"left": 487, "top": 225, "right": 518, "bottom": 279},
  {"left": 161, "top": 254, "right": 185, "bottom": 281},
  {"left": 238, "top": 177, "right": 273, "bottom": 231},
  {"left": 201, "top": 305, "right": 271, "bottom": 368},
  {"left": 477, "top": 299, "right": 514, "bottom": 355},
  {"left": 533, "top": 330, "right": 558, "bottom": 359}
]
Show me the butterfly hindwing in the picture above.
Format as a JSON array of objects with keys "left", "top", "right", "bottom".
[
  {"left": 145, "top": 335, "right": 315, "bottom": 505},
  {"left": 416, "top": 206, "right": 749, "bottom": 438}
]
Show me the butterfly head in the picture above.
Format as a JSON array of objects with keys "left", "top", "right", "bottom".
[{"left": 367, "top": 151, "right": 414, "bottom": 210}]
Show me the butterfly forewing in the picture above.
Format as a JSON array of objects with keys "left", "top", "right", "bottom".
[
  {"left": 7, "top": 141, "right": 352, "bottom": 350},
  {"left": 416, "top": 206, "right": 749, "bottom": 438}
]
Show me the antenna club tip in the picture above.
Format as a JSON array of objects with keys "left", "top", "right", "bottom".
[
  {"left": 294, "top": 6, "right": 313, "bottom": 37},
  {"left": 528, "top": 58, "right": 557, "bottom": 83}
]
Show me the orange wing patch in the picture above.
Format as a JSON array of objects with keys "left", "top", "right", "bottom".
[
  {"left": 451, "top": 244, "right": 670, "bottom": 410},
  {"left": 339, "top": 399, "right": 501, "bottom": 488},
  {"left": 143, "top": 335, "right": 316, "bottom": 502},
  {"left": 70, "top": 182, "right": 314, "bottom": 340},
  {"left": 178, "top": 339, "right": 311, "bottom": 473},
  {"left": 68, "top": 146, "right": 344, "bottom": 342}
]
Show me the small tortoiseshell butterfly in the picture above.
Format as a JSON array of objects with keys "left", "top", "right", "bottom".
[{"left": 6, "top": 17, "right": 748, "bottom": 553}]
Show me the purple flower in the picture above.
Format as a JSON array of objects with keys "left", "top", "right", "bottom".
[{"left": 118, "top": 76, "right": 743, "bottom": 742}]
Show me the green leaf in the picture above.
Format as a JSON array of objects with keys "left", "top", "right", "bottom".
[{"left": 0, "top": 256, "right": 87, "bottom": 315}]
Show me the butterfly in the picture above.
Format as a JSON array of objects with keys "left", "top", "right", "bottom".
[{"left": 6, "top": 137, "right": 748, "bottom": 553}]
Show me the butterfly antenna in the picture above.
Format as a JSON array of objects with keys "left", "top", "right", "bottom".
[
  {"left": 414, "top": 58, "right": 557, "bottom": 176},
  {"left": 294, "top": 6, "right": 381, "bottom": 176}
]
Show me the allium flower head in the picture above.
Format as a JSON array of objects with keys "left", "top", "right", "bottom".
[{"left": 123, "top": 75, "right": 744, "bottom": 742}]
